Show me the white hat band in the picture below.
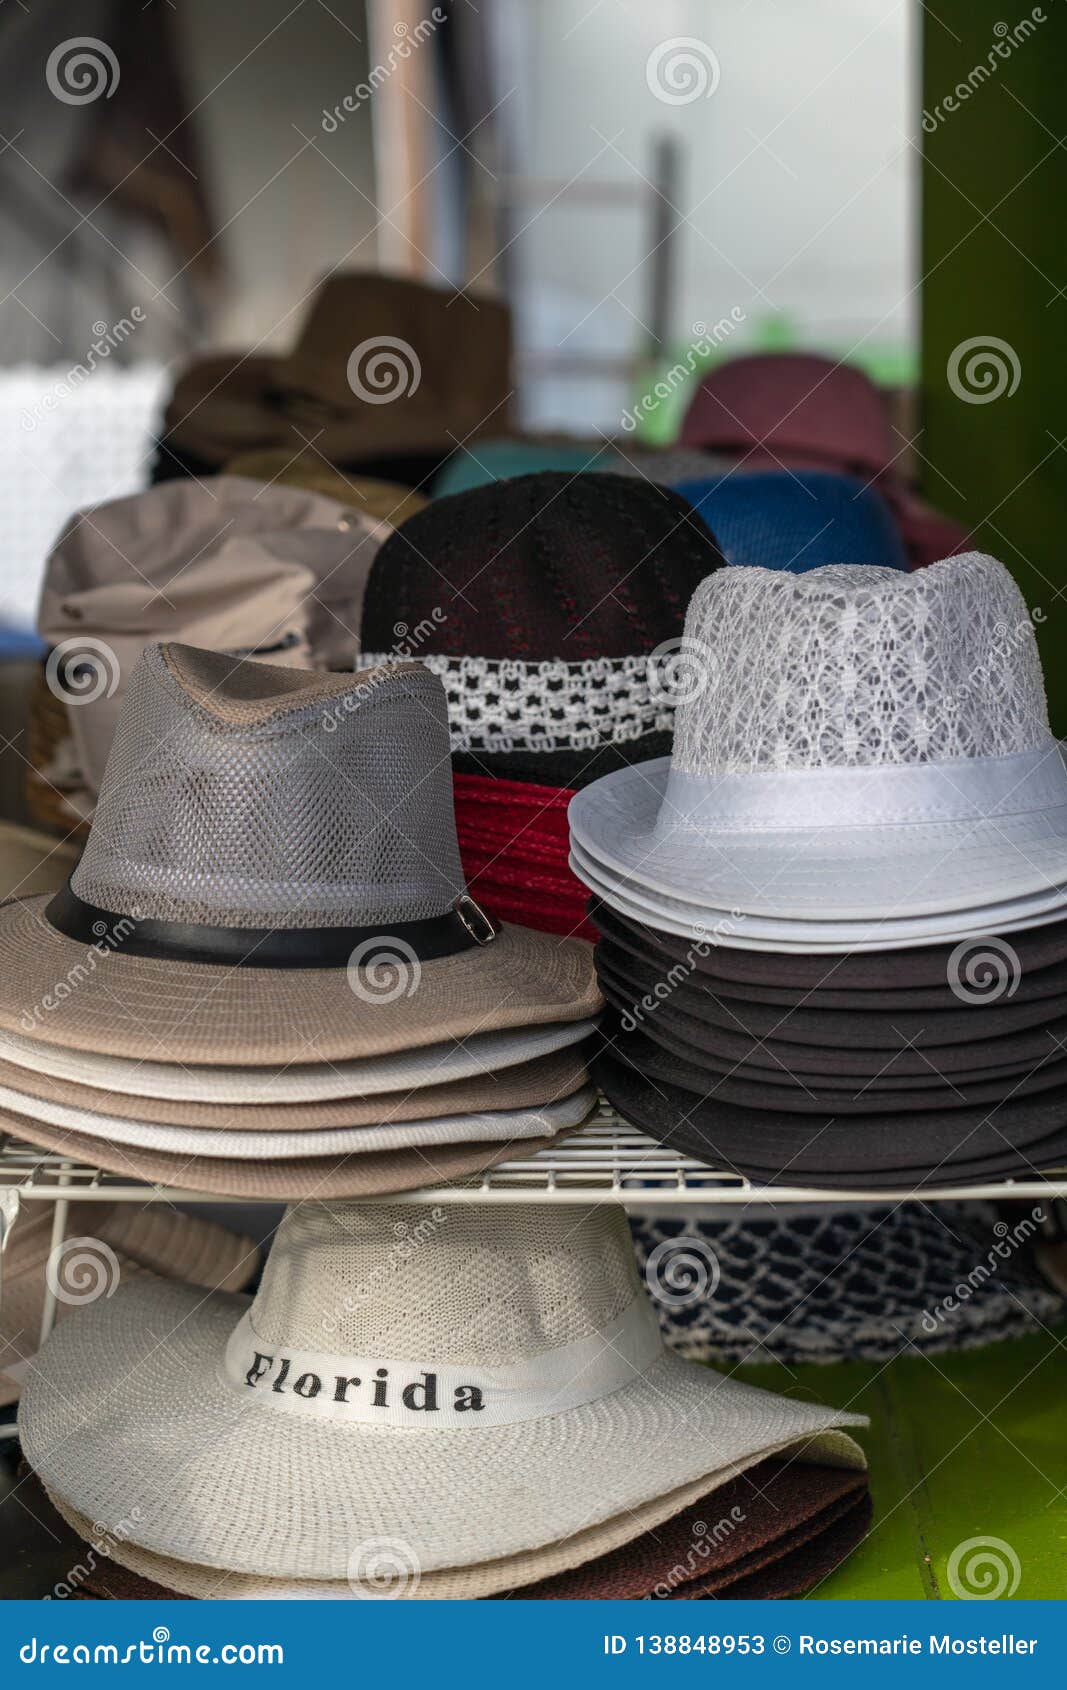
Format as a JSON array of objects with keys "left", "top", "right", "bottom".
[
  {"left": 223, "top": 1297, "right": 664, "bottom": 1429},
  {"left": 656, "top": 743, "right": 1067, "bottom": 837}
]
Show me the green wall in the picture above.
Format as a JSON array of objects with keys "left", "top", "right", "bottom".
[{"left": 921, "top": 2, "right": 1067, "bottom": 727}]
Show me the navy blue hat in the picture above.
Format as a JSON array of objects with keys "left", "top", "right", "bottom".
[{"left": 672, "top": 468, "right": 908, "bottom": 572}]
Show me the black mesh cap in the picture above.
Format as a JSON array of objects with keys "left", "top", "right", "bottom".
[{"left": 360, "top": 471, "right": 724, "bottom": 660}]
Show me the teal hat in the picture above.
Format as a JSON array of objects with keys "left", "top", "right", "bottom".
[{"left": 433, "top": 437, "right": 620, "bottom": 497}]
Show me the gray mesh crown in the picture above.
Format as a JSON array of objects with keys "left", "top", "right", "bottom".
[
  {"left": 71, "top": 645, "right": 466, "bottom": 927},
  {"left": 672, "top": 553, "right": 1051, "bottom": 775}
]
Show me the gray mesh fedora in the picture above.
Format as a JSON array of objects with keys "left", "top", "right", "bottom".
[{"left": 0, "top": 645, "right": 600, "bottom": 1066}]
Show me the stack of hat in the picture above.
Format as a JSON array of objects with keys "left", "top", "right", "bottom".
[
  {"left": 1, "top": 1201, "right": 260, "bottom": 1408},
  {"left": 571, "top": 555, "right": 1067, "bottom": 1188},
  {"left": 159, "top": 272, "right": 512, "bottom": 486},
  {"left": 19, "top": 1200, "right": 872, "bottom": 1599},
  {"left": 630, "top": 1203, "right": 1065, "bottom": 1366},
  {"left": 0, "top": 644, "right": 602, "bottom": 1199},
  {"left": 674, "top": 468, "right": 909, "bottom": 571},
  {"left": 678, "top": 351, "right": 970, "bottom": 568},
  {"left": 358, "top": 472, "right": 725, "bottom": 937},
  {"left": 31, "top": 475, "right": 391, "bottom": 832}
]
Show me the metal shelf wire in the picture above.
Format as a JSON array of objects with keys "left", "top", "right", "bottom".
[{"left": 2, "top": 1103, "right": 1066, "bottom": 1207}]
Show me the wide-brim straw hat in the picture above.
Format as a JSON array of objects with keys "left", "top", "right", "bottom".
[
  {"left": 46, "top": 1457, "right": 869, "bottom": 1601},
  {"left": 0, "top": 1202, "right": 259, "bottom": 1406},
  {"left": 0, "top": 646, "right": 600, "bottom": 1066},
  {"left": 20, "top": 1201, "right": 865, "bottom": 1578},
  {"left": 570, "top": 558, "right": 1067, "bottom": 933}
]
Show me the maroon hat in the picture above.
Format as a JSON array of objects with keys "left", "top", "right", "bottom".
[
  {"left": 678, "top": 352, "right": 970, "bottom": 569},
  {"left": 360, "top": 471, "right": 723, "bottom": 660}
]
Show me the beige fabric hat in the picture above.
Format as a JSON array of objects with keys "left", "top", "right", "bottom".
[
  {"left": 20, "top": 1201, "right": 865, "bottom": 1578},
  {"left": 47, "top": 1425, "right": 864, "bottom": 1599},
  {"left": 0, "top": 821, "right": 78, "bottom": 902},
  {"left": 0, "top": 646, "right": 600, "bottom": 1066},
  {"left": 0, "top": 1020, "right": 595, "bottom": 1105},
  {"left": 0, "top": 1199, "right": 259, "bottom": 1407},
  {"left": 38, "top": 476, "right": 386, "bottom": 797},
  {"left": 0, "top": 1080, "right": 597, "bottom": 1160},
  {"left": 0, "top": 1040, "right": 592, "bottom": 1130},
  {"left": 0, "top": 1105, "right": 574, "bottom": 1197}
]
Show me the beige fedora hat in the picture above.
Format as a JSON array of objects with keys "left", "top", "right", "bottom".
[
  {"left": 0, "top": 1200, "right": 259, "bottom": 1407},
  {"left": 0, "top": 645, "right": 600, "bottom": 1067},
  {"left": 20, "top": 1200, "right": 865, "bottom": 1579},
  {"left": 0, "top": 1040, "right": 592, "bottom": 1131},
  {"left": 0, "top": 1105, "right": 578, "bottom": 1197}
]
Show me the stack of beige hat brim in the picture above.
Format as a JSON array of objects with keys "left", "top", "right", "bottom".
[
  {"left": 21, "top": 1200, "right": 869, "bottom": 1598},
  {"left": 0, "top": 1199, "right": 260, "bottom": 1407},
  {"left": 0, "top": 644, "right": 601, "bottom": 1198}
]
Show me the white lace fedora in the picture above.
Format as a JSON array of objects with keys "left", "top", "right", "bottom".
[
  {"left": 0, "top": 644, "right": 600, "bottom": 1065},
  {"left": 571, "top": 557, "right": 1067, "bottom": 930},
  {"left": 20, "top": 1201, "right": 864, "bottom": 1580}
]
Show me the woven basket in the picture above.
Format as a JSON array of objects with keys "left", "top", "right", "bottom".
[{"left": 25, "top": 662, "right": 92, "bottom": 840}]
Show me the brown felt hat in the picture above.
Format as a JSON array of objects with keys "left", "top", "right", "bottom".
[{"left": 162, "top": 272, "right": 512, "bottom": 470}]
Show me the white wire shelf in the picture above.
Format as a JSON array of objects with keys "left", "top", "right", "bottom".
[{"left": 2, "top": 1106, "right": 1067, "bottom": 1206}]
